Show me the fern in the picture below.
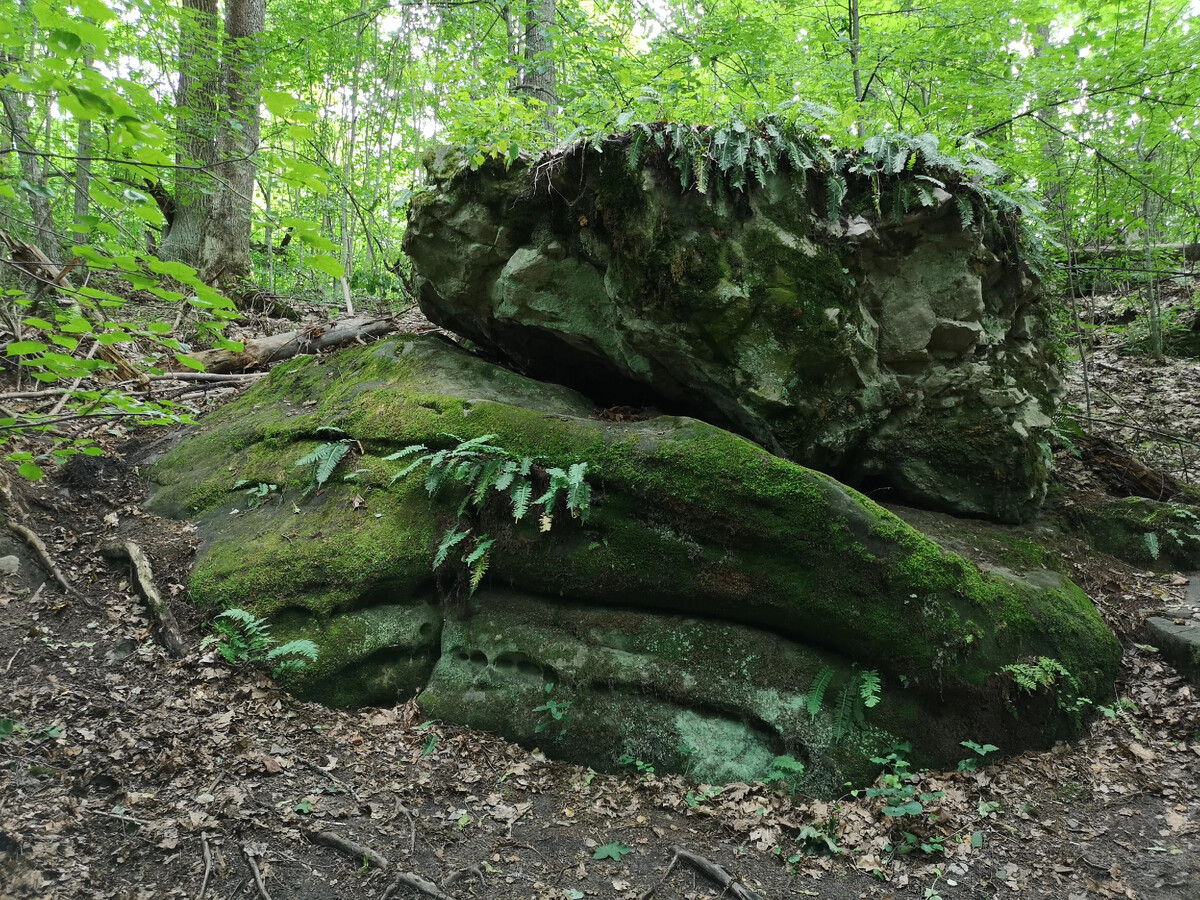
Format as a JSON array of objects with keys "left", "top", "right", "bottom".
[
  {"left": 434, "top": 526, "right": 470, "bottom": 568},
  {"left": 954, "top": 194, "right": 975, "bottom": 228},
  {"left": 825, "top": 174, "right": 847, "bottom": 219},
  {"left": 832, "top": 683, "right": 855, "bottom": 741},
  {"left": 295, "top": 439, "right": 353, "bottom": 494},
  {"left": 1143, "top": 532, "right": 1160, "bottom": 560},
  {"left": 806, "top": 665, "right": 834, "bottom": 721},
  {"left": 859, "top": 669, "right": 882, "bottom": 708},
  {"left": 389, "top": 433, "right": 593, "bottom": 597}
]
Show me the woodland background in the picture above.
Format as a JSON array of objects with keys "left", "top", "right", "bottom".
[{"left": 0, "top": 0, "right": 1198, "bottom": 469}]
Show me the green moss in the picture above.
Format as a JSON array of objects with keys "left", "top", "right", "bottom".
[
  {"left": 149, "top": 335, "right": 1120, "bottom": 784},
  {"left": 1069, "top": 496, "right": 1200, "bottom": 570}
]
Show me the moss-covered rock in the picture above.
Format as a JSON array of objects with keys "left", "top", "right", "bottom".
[
  {"left": 1068, "top": 496, "right": 1200, "bottom": 570},
  {"left": 404, "top": 140, "right": 1061, "bottom": 523},
  {"left": 148, "top": 336, "right": 1119, "bottom": 792}
]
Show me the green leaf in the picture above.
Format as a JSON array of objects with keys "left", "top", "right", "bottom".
[
  {"left": 307, "top": 254, "right": 345, "bottom": 279},
  {"left": 18, "top": 462, "right": 44, "bottom": 481},
  {"left": 175, "top": 353, "right": 206, "bottom": 372},
  {"left": 6, "top": 341, "right": 47, "bottom": 356},
  {"left": 47, "top": 29, "right": 82, "bottom": 54},
  {"left": 263, "top": 89, "right": 298, "bottom": 117},
  {"left": 592, "top": 842, "right": 631, "bottom": 861}
]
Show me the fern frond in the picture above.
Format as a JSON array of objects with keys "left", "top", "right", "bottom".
[
  {"left": 267, "top": 639, "right": 319, "bottom": 664},
  {"left": 315, "top": 442, "right": 350, "bottom": 487},
  {"left": 566, "top": 462, "right": 591, "bottom": 519},
  {"left": 859, "top": 669, "right": 882, "bottom": 708},
  {"left": 806, "top": 666, "right": 834, "bottom": 721},
  {"left": 510, "top": 481, "right": 533, "bottom": 520},
  {"left": 825, "top": 174, "right": 847, "bottom": 220},
  {"left": 433, "top": 527, "right": 470, "bottom": 569},
  {"left": 382, "top": 444, "right": 426, "bottom": 461},
  {"left": 832, "top": 683, "right": 855, "bottom": 741},
  {"left": 954, "top": 194, "right": 974, "bottom": 229},
  {"left": 492, "top": 460, "right": 518, "bottom": 492}
]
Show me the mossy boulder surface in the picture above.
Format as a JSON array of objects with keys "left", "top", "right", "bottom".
[
  {"left": 404, "top": 141, "right": 1061, "bottom": 523},
  {"left": 148, "top": 336, "right": 1119, "bottom": 792}
]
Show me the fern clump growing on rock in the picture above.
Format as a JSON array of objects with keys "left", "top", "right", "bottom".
[{"left": 386, "top": 432, "right": 591, "bottom": 595}]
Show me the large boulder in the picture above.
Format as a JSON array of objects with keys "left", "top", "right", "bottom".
[
  {"left": 404, "top": 139, "right": 1060, "bottom": 522},
  {"left": 147, "top": 336, "right": 1118, "bottom": 793}
]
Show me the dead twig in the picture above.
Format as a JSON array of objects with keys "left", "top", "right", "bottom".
[
  {"left": 441, "top": 862, "right": 485, "bottom": 889},
  {"left": 100, "top": 541, "right": 187, "bottom": 657},
  {"left": 244, "top": 846, "right": 274, "bottom": 900},
  {"left": 4, "top": 519, "right": 82, "bottom": 600},
  {"left": 380, "top": 872, "right": 455, "bottom": 900},
  {"left": 196, "top": 833, "right": 213, "bottom": 900},
  {"left": 638, "top": 846, "right": 762, "bottom": 900},
  {"left": 307, "top": 830, "right": 389, "bottom": 871},
  {"left": 389, "top": 794, "right": 417, "bottom": 856}
]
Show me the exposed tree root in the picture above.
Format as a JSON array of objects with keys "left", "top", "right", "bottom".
[
  {"left": 5, "top": 519, "right": 81, "bottom": 601},
  {"left": 307, "top": 830, "right": 389, "bottom": 871},
  {"left": 380, "top": 872, "right": 456, "bottom": 900},
  {"left": 100, "top": 541, "right": 187, "bottom": 657},
  {"left": 638, "top": 845, "right": 762, "bottom": 900}
]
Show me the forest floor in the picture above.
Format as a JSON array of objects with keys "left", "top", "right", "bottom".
[{"left": 2, "top": 287, "right": 1200, "bottom": 900}]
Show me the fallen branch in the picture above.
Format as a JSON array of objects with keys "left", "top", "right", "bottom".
[
  {"left": 244, "top": 847, "right": 274, "bottom": 900},
  {"left": 196, "top": 833, "right": 213, "bottom": 900},
  {"left": 380, "top": 872, "right": 455, "bottom": 900},
  {"left": 101, "top": 541, "right": 187, "bottom": 658},
  {"left": 307, "top": 830, "right": 389, "bottom": 871},
  {"left": 189, "top": 315, "right": 399, "bottom": 374},
  {"left": 5, "top": 520, "right": 81, "bottom": 600},
  {"left": 638, "top": 846, "right": 762, "bottom": 900}
]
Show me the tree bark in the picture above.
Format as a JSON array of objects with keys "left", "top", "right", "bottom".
[
  {"left": 198, "top": 0, "right": 266, "bottom": 286},
  {"left": 158, "top": 0, "right": 219, "bottom": 265},
  {"left": 522, "top": 0, "right": 557, "bottom": 131}
]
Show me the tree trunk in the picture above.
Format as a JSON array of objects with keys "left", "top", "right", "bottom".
[
  {"left": 198, "top": 0, "right": 266, "bottom": 286},
  {"left": 522, "top": 0, "right": 557, "bottom": 131},
  {"left": 159, "top": 0, "right": 219, "bottom": 265}
]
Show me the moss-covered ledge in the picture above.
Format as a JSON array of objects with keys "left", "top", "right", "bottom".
[{"left": 147, "top": 335, "right": 1121, "bottom": 792}]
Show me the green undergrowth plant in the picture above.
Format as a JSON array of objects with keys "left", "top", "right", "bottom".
[
  {"left": 295, "top": 427, "right": 361, "bottom": 495},
  {"left": 387, "top": 432, "right": 591, "bottom": 597},
  {"left": 805, "top": 665, "right": 883, "bottom": 742},
  {"left": 549, "top": 113, "right": 1040, "bottom": 258},
  {"left": 857, "top": 743, "right": 947, "bottom": 857},
  {"left": 533, "top": 683, "right": 573, "bottom": 739},
  {"left": 201, "top": 608, "right": 318, "bottom": 677},
  {"left": 763, "top": 753, "right": 806, "bottom": 796}
]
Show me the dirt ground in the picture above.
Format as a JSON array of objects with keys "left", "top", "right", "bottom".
[{"left": 3, "top": 293, "right": 1200, "bottom": 900}]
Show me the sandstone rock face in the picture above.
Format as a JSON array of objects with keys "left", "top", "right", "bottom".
[
  {"left": 148, "top": 336, "right": 1118, "bottom": 793},
  {"left": 405, "top": 145, "right": 1061, "bottom": 522}
]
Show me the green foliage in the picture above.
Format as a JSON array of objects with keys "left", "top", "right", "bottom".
[
  {"left": 763, "top": 753, "right": 805, "bottom": 796},
  {"left": 617, "top": 753, "right": 655, "bottom": 780},
  {"left": 956, "top": 740, "right": 1000, "bottom": 773},
  {"left": 1002, "top": 656, "right": 1078, "bottom": 696},
  {"left": 295, "top": 428, "right": 356, "bottom": 495},
  {"left": 387, "top": 433, "right": 591, "bottom": 597},
  {"left": 1097, "top": 698, "right": 1144, "bottom": 742},
  {"left": 533, "top": 683, "right": 572, "bottom": 739},
  {"left": 805, "top": 665, "right": 834, "bottom": 721},
  {"left": 592, "top": 842, "right": 631, "bottom": 862},
  {"left": 1143, "top": 532, "right": 1161, "bottom": 561},
  {"left": 200, "top": 608, "right": 318, "bottom": 677}
]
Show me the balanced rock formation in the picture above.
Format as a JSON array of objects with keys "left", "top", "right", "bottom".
[
  {"left": 405, "top": 140, "right": 1060, "bottom": 522},
  {"left": 148, "top": 336, "right": 1118, "bottom": 793}
]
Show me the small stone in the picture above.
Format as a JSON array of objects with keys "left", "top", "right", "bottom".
[{"left": 0, "top": 555, "right": 19, "bottom": 577}]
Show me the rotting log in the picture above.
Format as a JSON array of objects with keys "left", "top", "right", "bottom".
[{"left": 188, "top": 315, "right": 398, "bottom": 374}]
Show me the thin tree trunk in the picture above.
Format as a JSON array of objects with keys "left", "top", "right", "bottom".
[
  {"left": 198, "top": 0, "right": 266, "bottom": 286},
  {"left": 522, "top": 0, "right": 557, "bottom": 132},
  {"left": 159, "top": 0, "right": 219, "bottom": 265}
]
